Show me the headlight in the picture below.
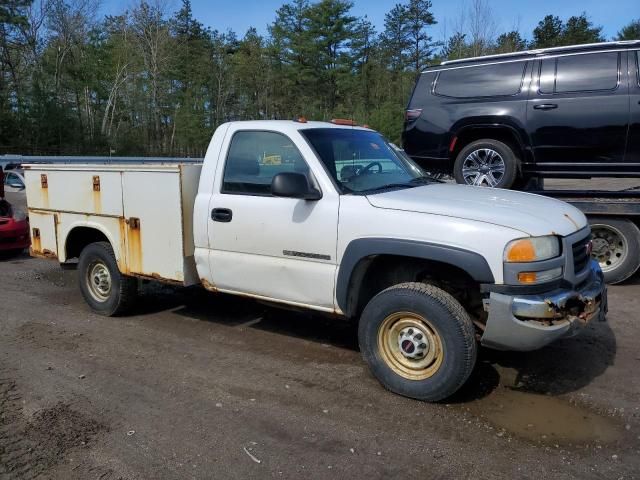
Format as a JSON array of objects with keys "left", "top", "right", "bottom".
[
  {"left": 12, "top": 208, "right": 27, "bottom": 222},
  {"left": 504, "top": 236, "right": 560, "bottom": 263}
]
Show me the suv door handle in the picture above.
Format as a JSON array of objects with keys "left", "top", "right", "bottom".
[
  {"left": 533, "top": 104, "right": 558, "bottom": 110},
  {"left": 211, "top": 208, "right": 233, "bottom": 222}
]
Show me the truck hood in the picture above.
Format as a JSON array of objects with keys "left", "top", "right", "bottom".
[{"left": 365, "top": 184, "right": 587, "bottom": 237}]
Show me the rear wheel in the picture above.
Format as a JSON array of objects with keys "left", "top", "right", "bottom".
[
  {"left": 589, "top": 218, "right": 640, "bottom": 284},
  {"left": 453, "top": 139, "right": 519, "bottom": 189},
  {"left": 78, "top": 241, "right": 138, "bottom": 316},
  {"left": 358, "top": 282, "right": 477, "bottom": 402}
]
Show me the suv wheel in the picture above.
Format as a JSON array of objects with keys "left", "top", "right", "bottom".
[
  {"left": 453, "top": 139, "right": 519, "bottom": 189},
  {"left": 358, "top": 282, "right": 477, "bottom": 402}
]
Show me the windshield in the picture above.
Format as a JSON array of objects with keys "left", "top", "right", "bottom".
[{"left": 300, "top": 128, "right": 429, "bottom": 194}]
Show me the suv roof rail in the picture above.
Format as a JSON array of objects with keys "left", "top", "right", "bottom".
[{"left": 437, "top": 40, "right": 640, "bottom": 68}]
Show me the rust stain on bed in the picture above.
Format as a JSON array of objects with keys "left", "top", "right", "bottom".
[
  {"left": 126, "top": 218, "right": 142, "bottom": 274},
  {"left": 92, "top": 176, "right": 102, "bottom": 214},
  {"left": 118, "top": 217, "right": 129, "bottom": 274}
]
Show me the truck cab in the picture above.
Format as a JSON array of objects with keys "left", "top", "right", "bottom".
[{"left": 24, "top": 120, "right": 607, "bottom": 402}]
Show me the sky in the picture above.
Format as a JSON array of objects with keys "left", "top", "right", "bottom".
[{"left": 102, "top": 0, "right": 636, "bottom": 41}]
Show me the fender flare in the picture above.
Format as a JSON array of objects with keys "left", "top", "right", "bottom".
[
  {"left": 450, "top": 122, "right": 531, "bottom": 162},
  {"left": 336, "top": 238, "right": 495, "bottom": 315}
]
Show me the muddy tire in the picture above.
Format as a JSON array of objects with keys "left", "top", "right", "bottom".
[
  {"left": 78, "top": 241, "right": 137, "bottom": 316},
  {"left": 589, "top": 217, "right": 640, "bottom": 284},
  {"left": 453, "top": 139, "right": 519, "bottom": 189},
  {"left": 358, "top": 282, "right": 477, "bottom": 402}
]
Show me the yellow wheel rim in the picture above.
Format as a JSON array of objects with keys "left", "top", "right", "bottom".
[{"left": 377, "top": 311, "right": 444, "bottom": 380}]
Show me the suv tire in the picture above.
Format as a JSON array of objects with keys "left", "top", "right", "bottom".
[
  {"left": 359, "top": 282, "right": 477, "bottom": 402},
  {"left": 453, "top": 139, "right": 519, "bottom": 189},
  {"left": 78, "top": 241, "right": 138, "bottom": 316}
]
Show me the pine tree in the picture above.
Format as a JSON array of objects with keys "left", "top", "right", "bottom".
[{"left": 616, "top": 19, "right": 640, "bottom": 40}]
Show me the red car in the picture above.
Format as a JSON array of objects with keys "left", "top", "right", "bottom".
[
  {"left": 0, "top": 167, "right": 30, "bottom": 254},
  {"left": 0, "top": 199, "right": 30, "bottom": 253}
]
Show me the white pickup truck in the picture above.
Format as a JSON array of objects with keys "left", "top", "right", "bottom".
[{"left": 24, "top": 120, "right": 607, "bottom": 401}]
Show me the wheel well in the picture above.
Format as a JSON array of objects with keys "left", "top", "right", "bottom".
[
  {"left": 346, "top": 255, "right": 483, "bottom": 320},
  {"left": 65, "top": 227, "right": 110, "bottom": 261},
  {"left": 451, "top": 127, "right": 524, "bottom": 166}
]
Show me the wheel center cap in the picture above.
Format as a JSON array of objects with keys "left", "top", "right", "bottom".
[
  {"left": 401, "top": 339, "right": 415, "bottom": 354},
  {"left": 479, "top": 165, "right": 490, "bottom": 173},
  {"left": 398, "top": 327, "right": 429, "bottom": 360}
]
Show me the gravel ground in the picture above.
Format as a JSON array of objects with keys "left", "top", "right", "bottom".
[{"left": 0, "top": 253, "right": 639, "bottom": 480}]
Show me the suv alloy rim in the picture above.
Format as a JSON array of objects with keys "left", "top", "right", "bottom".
[
  {"left": 87, "top": 261, "right": 112, "bottom": 302},
  {"left": 377, "top": 312, "right": 444, "bottom": 380},
  {"left": 462, "top": 148, "right": 506, "bottom": 187},
  {"left": 590, "top": 224, "right": 628, "bottom": 273}
]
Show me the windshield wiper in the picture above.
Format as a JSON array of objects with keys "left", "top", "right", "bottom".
[
  {"left": 357, "top": 183, "right": 416, "bottom": 194},
  {"left": 409, "top": 176, "right": 436, "bottom": 185}
]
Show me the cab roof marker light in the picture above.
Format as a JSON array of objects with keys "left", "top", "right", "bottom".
[{"left": 331, "top": 119, "right": 358, "bottom": 126}]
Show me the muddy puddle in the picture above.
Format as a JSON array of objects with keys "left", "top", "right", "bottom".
[{"left": 465, "top": 385, "right": 624, "bottom": 445}]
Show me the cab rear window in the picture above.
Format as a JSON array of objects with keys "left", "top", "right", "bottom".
[{"left": 434, "top": 61, "right": 526, "bottom": 98}]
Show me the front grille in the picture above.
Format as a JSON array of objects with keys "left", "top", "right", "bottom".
[{"left": 572, "top": 237, "right": 590, "bottom": 274}]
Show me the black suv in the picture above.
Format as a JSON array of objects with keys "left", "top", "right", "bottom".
[{"left": 403, "top": 41, "right": 640, "bottom": 189}]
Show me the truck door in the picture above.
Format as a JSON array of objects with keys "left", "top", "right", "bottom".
[
  {"left": 206, "top": 128, "right": 339, "bottom": 311},
  {"left": 527, "top": 50, "right": 628, "bottom": 171},
  {"left": 627, "top": 50, "right": 640, "bottom": 164}
]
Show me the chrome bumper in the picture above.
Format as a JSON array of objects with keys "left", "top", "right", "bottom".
[{"left": 481, "top": 261, "right": 607, "bottom": 351}]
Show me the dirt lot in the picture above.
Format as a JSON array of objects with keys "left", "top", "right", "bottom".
[{"left": 0, "top": 253, "right": 639, "bottom": 479}]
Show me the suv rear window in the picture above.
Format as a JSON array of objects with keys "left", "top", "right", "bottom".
[{"left": 434, "top": 61, "right": 526, "bottom": 98}]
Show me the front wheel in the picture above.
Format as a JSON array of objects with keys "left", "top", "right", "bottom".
[
  {"left": 358, "top": 282, "right": 477, "bottom": 402},
  {"left": 453, "top": 139, "right": 519, "bottom": 189},
  {"left": 589, "top": 218, "right": 640, "bottom": 284},
  {"left": 78, "top": 241, "right": 138, "bottom": 316}
]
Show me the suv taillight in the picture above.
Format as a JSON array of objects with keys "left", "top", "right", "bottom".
[{"left": 405, "top": 109, "right": 422, "bottom": 121}]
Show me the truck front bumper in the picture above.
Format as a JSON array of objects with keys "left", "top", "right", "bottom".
[{"left": 481, "top": 261, "right": 607, "bottom": 351}]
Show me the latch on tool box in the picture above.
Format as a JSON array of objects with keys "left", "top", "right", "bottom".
[
  {"left": 40, "top": 174, "right": 48, "bottom": 188},
  {"left": 92, "top": 175, "right": 100, "bottom": 192}
]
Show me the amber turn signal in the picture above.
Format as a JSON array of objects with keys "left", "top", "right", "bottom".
[{"left": 517, "top": 272, "right": 538, "bottom": 284}]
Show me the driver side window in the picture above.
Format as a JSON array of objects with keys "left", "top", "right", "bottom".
[{"left": 222, "top": 131, "right": 310, "bottom": 196}]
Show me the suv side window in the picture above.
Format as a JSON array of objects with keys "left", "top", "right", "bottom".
[
  {"left": 222, "top": 131, "right": 310, "bottom": 195},
  {"left": 539, "top": 52, "right": 619, "bottom": 94},
  {"left": 434, "top": 61, "right": 526, "bottom": 98}
]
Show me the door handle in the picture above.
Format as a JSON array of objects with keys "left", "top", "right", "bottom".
[
  {"left": 211, "top": 208, "right": 233, "bottom": 222},
  {"left": 533, "top": 104, "right": 558, "bottom": 110}
]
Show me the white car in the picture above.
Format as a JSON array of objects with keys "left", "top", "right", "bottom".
[{"left": 23, "top": 120, "right": 607, "bottom": 401}]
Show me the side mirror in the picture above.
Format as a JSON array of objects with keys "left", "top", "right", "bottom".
[{"left": 271, "top": 172, "right": 322, "bottom": 201}]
